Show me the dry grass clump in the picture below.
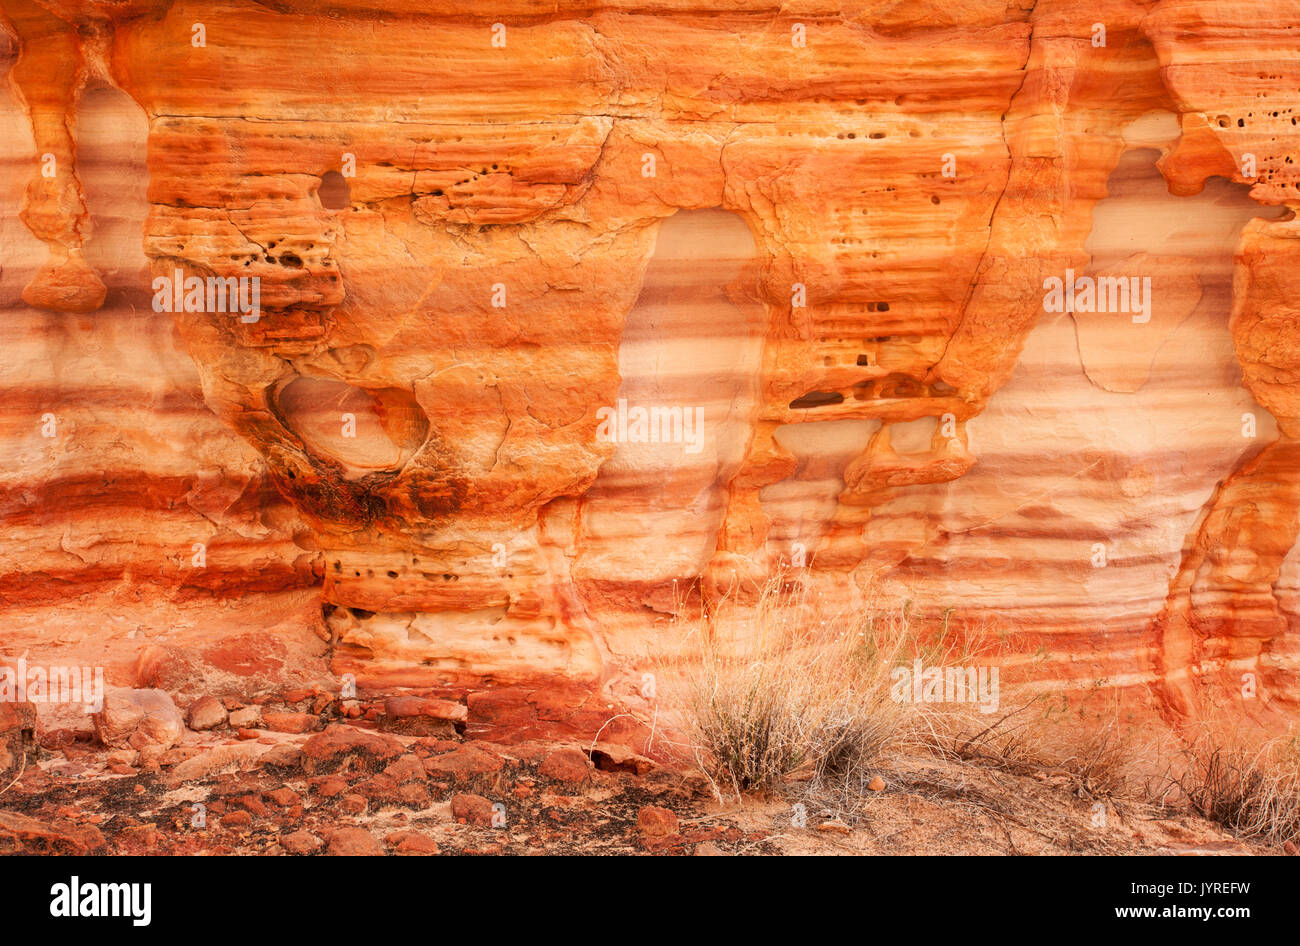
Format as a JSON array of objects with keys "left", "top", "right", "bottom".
[
  {"left": 1166, "top": 732, "right": 1300, "bottom": 847},
  {"left": 659, "top": 573, "right": 991, "bottom": 801},
  {"left": 653, "top": 568, "right": 1299, "bottom": 850},
  {"left": 930, "top": 688, "right": 1155, "bottom": 799}
]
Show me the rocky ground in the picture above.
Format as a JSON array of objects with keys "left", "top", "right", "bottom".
[{"left": 0, "top": 684, "right": 1285, "bottom": 856}]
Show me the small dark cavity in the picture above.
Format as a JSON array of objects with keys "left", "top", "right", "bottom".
[{"left": 790, "top": 391, "right": 845, "bottom": 410}]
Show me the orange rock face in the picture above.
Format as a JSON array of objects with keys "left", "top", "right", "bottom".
[{"left": 2, "top": 0, "right": 1299, "bottom": 731}]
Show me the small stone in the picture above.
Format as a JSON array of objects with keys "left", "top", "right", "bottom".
[
  {"left": 384, "top": 696, "right": 467, "bottom": 722},
  {"left": 221, "top": 810, "right": 254, "bottom": 833},
  {"left": 817, "top": 819, "right": 851, "bottom": 834},
  {"left": 538, "top": 746, "right": 593, "bottom": 784},
  {"left": 310, "top": 775, "right": 349, "bottom": 798},
  {"left": 262, "top": 711, "right": 321, "bottom": 734},
  {"left": 868, "top": 776, "right": 886, "bottom": 792},
  {"left": 236, "top": 728, "right": 260, "bottom": 740},
  {"left": 341, "top": 794, "right": 367, "bottom": 814},
  {"left": 94, "top": 688, "right": 184, "bottom": 751},
  {"left": 450, "top": 793, "right": 495, "bottom": 826},
  {"left": 232, "top": 794, "right": 268, "bottom": 817},
  {"left": 107, "top": 748, "right": 138, "bottom": 767},
  {"left": 424, "top": 745, "right": 503, "bottom": 779},
  {"left": 391, "top": 831, "right": 441, "bottom": 854},
  {"left": 326, "top": 827, "right": 383, "bottom": 856},
  {"left": 186, "top": 695, "right": 227, "bottom": 731},
  {"left": 301, "top": 723, "right": 403, "bottom": 775},
  {"left": 637, "top": 806, "right": 678, "bottom": 838},
  {"left": 266, "top": 788, "right": 302, "bottom": 808},
  {"left": 383, "top": 755, "right": 428, "bottom": 784},
  {"left": 356, "top": 772, "right": 431, "bottom": 809},
  {"left": 281, "top": 830, "right": 324, "bottom": 855},
  {"left": 259, "top": 744, "right": 303, "bottom": 769},
  {"left": 228, "top": 706, "right": 262, "bottom": 729}
]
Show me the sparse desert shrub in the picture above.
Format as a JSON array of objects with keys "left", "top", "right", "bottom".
[
  {"left": 660, "top": 573, "right": 990, "bottom": 800},
  {"left": 932, "top": 688, "right": 1154, "bottom": 798},
  {"left": 1170, "top": 733, "right": 1300, "bottom": 846}
]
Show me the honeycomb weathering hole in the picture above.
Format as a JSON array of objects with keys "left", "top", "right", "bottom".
[
  {"left": 790, "top": 390, "right": 845, "bottom": 409},
  {"left": 274, "top": 376, "right": 428, "bottom": 477}
]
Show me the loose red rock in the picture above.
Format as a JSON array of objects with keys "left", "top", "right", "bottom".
[
  {"left": 638, "top": 806, "right": 678, "bottom": 838},
  {"left": 538, "top": 746, "right": 593, "bottom": 784},
  {"left": 326, "top": 827, "right": 383, "bottom": 856},
  {"left": 186, "top": 695, "right": 227, "bottom": 731},
  {"left": 450, "top": 793, "right": 495, "bottom": 826},
  {"left": 263, "top": 711, "right": 321, "bottom": 734}
]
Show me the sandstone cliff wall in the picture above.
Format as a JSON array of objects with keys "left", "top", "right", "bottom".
[{"left": 2, "top": 0, "right": 1298, "bottom": 732}]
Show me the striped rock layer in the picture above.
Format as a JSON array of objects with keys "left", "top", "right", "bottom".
[{"left": 2, "top": 0, "right": 1299, "bottom": 730}]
